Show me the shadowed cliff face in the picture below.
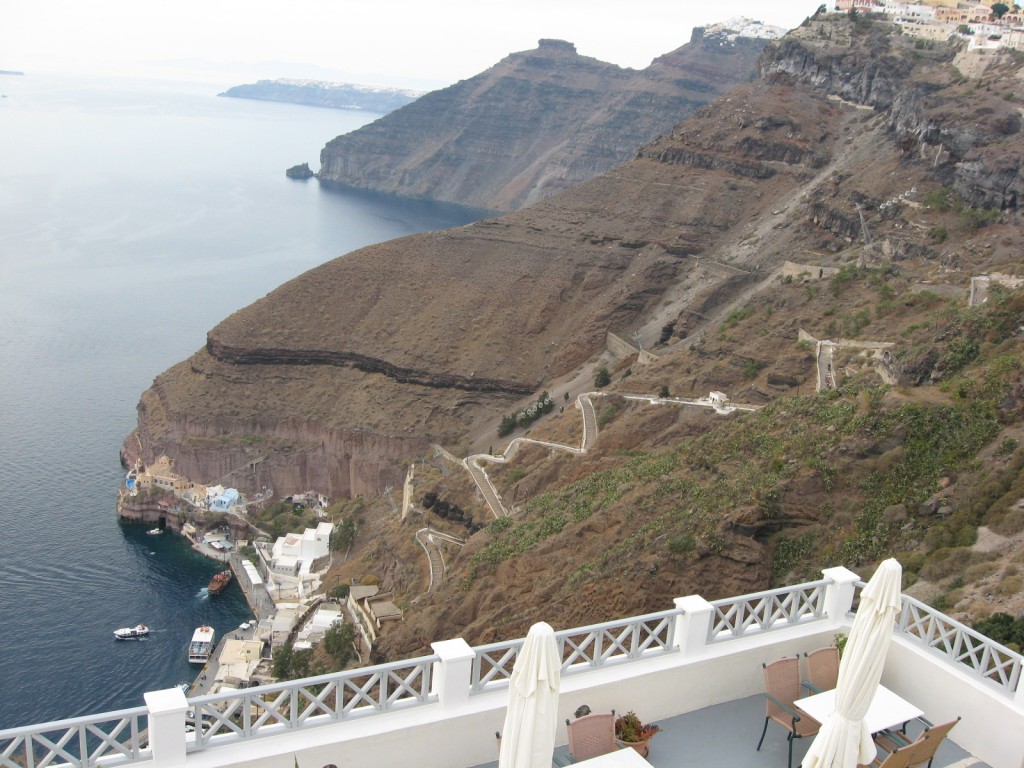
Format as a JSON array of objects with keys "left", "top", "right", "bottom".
[
  {"left": 129, "top": 14, "right": 1024, "bottom": 512},
  {"left": 318, "top": 31, "right": 775, "bottom": 211}
]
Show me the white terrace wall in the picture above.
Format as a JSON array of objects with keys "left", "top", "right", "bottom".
[
  {"left": 882, "top": 635, "right": 1024, "bottom": 768},
  {"left": 78, "top": 568, "right": 1024, "bottom": 768},
  {"left": 154, "top": 622, "right": 843, "bottom": 768}
]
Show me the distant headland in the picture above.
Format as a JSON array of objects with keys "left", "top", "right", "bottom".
[{"left": 219, "top": 78, "right": 423, "bottom": 114}]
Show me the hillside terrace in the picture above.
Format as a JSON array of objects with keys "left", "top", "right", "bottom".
[{"left": 2, "top": 565, "right": 1021, "bottom": 768}]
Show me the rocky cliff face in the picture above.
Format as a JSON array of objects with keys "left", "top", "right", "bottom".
[
  {"left": 760, "top": 19, "right": 1024, "bottom": 210},
  {"left": 318, "top": 27, "right": 779, "bottom": 211},
  {"left": 128, "top": 13, "right": 1024, "bottom": 651},
  {"left": 130, "top": 15, "right": 1024, "bottom": 501}
]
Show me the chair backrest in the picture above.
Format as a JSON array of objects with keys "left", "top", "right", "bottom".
[
  {"left": 763, "top": 656, "right": 802, "bottom": 718},
  {"left": 878, "top": 717, "right": 961, "bottom": 768},
  {"left": 805, "top": 646, "right": 840, "bottom": 691},
  {"left": 566, "top": 712, "right": 616, "bottom": 761}
]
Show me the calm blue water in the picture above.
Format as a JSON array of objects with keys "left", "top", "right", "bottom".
[{"left": 0, "top": 73, "right": 486, "bottom": 728}]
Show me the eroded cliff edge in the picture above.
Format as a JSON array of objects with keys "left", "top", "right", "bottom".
[{"left": 317, "top": 25, "right": 783, "bottom": 211}]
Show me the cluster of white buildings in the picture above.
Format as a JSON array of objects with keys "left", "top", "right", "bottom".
[
  {"left": 263, "top": 522, "right": 333, "bottom": 582},
  {"left": 125, "top": 455, "right": 245, "bottom": 514},
  {"left": 827, "top": 0, "right": 1024, "bottom": 50}
]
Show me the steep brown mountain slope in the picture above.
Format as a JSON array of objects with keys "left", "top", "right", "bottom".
[
  {"left": 127, "top": 14, "right": 1024, "bottom": 653},
  {"left": 317, "top": 24, "right": 780, "bottom": 211}
]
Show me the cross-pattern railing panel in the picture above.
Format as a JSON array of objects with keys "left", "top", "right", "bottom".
[
  {"left": 708, "top": 579, "right": 829, "bottom": 642},
  {"left": 470, "top": 608, "right": 680, "bottom": 693},
  {"left": 895, "top": 594, "right": 1022, "bottom": 696},
  {"left": 0, "top": 707, "right": 147, "bottom": 768},
  {"left": 186, "top": 655, "right": 437, "bottom": 750}
]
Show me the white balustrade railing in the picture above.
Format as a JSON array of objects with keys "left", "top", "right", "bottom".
[
  {"left": 896, "top": 593, "right": 1022, "bottom": 696},
  {"left": 707, "top": 578, "right": 829, "bottom": 642},
  {"left": 187, "top": 654, "right": 437, "bottom": 748},
  {"left": 470, "top": 608, "right": 680, "bottom": 692},
  {"left": 846, "top": 580, "right": 1022, "bottom": 697},
  {"left": 0, "top": 707, "right": 147, "bottom": 768},
  {"left": 7, "top": 569, "right": 1021, "bottom": 768}
]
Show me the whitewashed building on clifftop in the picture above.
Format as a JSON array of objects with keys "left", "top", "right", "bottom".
[{"left": 268, "top": 522, "right": 333, "bottom": 580}]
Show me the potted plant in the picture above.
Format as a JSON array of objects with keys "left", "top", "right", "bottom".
[{"left": 614, "top": 711, "right": 660, "bottom": 757}]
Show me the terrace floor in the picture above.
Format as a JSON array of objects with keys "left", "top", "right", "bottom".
[{"left": 471, "top": 695, "right": 989, "bottom": 768}]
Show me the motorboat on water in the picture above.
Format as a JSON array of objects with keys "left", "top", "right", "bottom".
[
  {"left": 188, "top": 625, "right": 215, "bottom": 664},
  {"left": 147, "top": 528, "right": 162, "bottom": 535},
  {"left": 114, "top": 624, "right": 150, "bottom": 640}
]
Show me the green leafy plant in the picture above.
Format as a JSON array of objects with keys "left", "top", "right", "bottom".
[
  {"left": 834, "top": 632, "right": 848, "bottom": 657},
  {"left": 614, "top": 711, "right": 661, "bottom": 743},
  {"left": 996, "top": 437, "right": 1019, "bottom": 457}
]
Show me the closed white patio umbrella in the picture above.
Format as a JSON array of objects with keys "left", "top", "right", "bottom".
[
  {"left": 803, "top": 558, "right": 903, "bottom": 768},
  {"left": 499, "top": 621, "right": 562, "bottom": 768}
]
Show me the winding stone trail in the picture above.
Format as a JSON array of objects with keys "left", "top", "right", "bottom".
[
  {"left": 415, "top": 527, "right": 445, "bottom": 592},
  {"left": 415, "top": 525, "right": 465, "bottom": 592},
  {"left": 578, "top": 394, "right": 598, "bottom": 451},
  {"left": 413, "top": 388, "right": 758, "bottom": 592},
  {"left": 462, "top": 390, "right": 757, "bottom": 519},
  {"left": 465, "top": 456, "right": 509, "bottom": 518}
]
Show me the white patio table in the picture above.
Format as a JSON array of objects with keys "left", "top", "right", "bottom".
[{"left": 795, "top": 683, "right": 924, "bottom": 736}]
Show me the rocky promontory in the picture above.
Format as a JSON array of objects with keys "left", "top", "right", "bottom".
[{"left": 318, "top": 22, "right": 785, "bottom": 211}]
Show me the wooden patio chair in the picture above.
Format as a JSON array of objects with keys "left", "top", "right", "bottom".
[
  {"left": 802, "top": 646, "right": 840, "bottom": 694},
  {"left": 566, "top": 711, "right": 617, "bottom": 762},
  {"left": 757, "top": 656, "right": 821, "bottom": 768},
  {"left": 872, "top": 717, "right": 961, "bottom": 768}
]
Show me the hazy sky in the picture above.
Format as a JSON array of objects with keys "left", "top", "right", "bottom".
[{"left": 2, "top": 1, "right": 818, "bottom": 89}]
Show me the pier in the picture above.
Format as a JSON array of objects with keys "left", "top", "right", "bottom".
[{"left": 183, "top": 545, "right": 276, "bottom": 696}]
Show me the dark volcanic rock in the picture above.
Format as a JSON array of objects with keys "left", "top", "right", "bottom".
[
  {"left": 286, "top": 163, "right": 315, "bottom": 180},
  {"left": 318, "top": 27, "right": 779, "bottom": 211},
  {"left": 760, "top": 15, "right": 1024, "bottom": 210}
]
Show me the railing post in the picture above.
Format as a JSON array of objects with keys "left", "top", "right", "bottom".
[
  {"left": 144, "top": 687, "right": 188, "bottom": 768},
  {"left": 674, "top": 595, "right": 714, "bottom": 656},
  {"left": 431, "top": 638, "right": 475, "bottom": 709},
  {"left": 821, "top": 566, "right": 860, "bottom": 623}
]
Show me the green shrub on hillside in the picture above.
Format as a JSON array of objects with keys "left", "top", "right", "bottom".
[
  {"left": 959, "top": 206, "right": 999, "bottom": 230},
  {"left": 465, "top": 285, "right": 1024, "bottom": 588},
  {"left": 973, "top": 612, "right": 1024, "bottom": 651}
]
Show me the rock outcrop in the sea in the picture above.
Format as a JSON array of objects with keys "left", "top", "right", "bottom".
[
  {"left": 318, "top": 23, "right": 785, "bottom": 211},
  {"left": 286, "top": 163, "right": 314, "bottom": 180}
]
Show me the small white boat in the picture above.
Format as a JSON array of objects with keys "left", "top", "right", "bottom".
[
  {"left": 114, "top": 624, "right": 150, "bottom": 640},
  {"left": 146, "top": 528, "right": 162, "bottom": 535}
]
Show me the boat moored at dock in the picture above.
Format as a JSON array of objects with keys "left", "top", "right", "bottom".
[{"left": 188, "top": 625, "right": 215, "bottom": 664}]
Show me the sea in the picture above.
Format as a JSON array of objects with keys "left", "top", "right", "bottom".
[{"left": 0, "top": 73, "right": 487, "bottom": 729}]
